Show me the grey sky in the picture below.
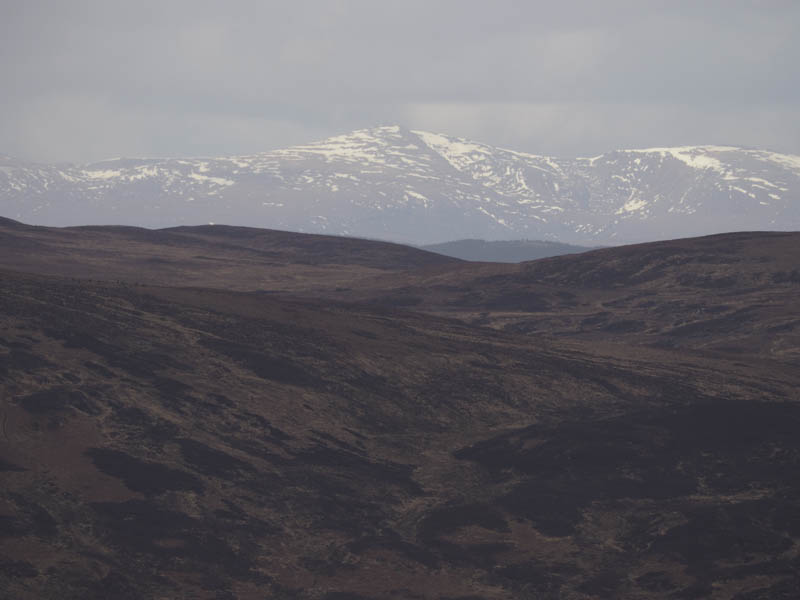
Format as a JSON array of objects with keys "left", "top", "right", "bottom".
[{"left": 2, "top": 0, "right": 799, "bottom": 163}]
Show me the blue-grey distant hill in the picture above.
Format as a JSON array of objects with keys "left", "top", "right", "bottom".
[
  {"left": 421, "top": 239, "right": 594, "bottom": 263},
  {"left": 3, "top": 125, "right": 799, "bottom": 245}
]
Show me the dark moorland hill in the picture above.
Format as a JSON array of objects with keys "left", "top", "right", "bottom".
[
  {"left": 330, "top": 231, "right": 800, "bottom": 362},
  {"left": 0, "top": 217, "right": 460, "bottom": 292},
  {"left": 4, "top": 219, "right": 798, "bottom": 362},
  {"left": 2, "top": 219, "right": 800, "bottom": 599}
]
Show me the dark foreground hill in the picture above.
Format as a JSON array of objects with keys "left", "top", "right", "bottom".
[{"left": 2, "top": 220, "right": 800, "bottom": 599}]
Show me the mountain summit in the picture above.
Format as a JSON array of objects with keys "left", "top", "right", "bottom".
[{"left": 2, "top": 126, "right": 799, "bottom": 244}]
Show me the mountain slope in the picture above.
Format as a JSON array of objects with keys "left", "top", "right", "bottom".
[
  {"left": 0, "top": 218, "right": 459, "bottom": 292},
  {"left": 313, "top": 231, "right": 800, "bottom": 362},
  {"left": 2, "top": 126, "right": 799, "bottom": 244},
  {"left": 2, "top": 218, "right": 798, "bottom": 361},
  {"left": 2, "top": 221, "right": 800, "bottom": 598},
  {"left": 3, "top": 264, "right": 800, "bottom": 599}
]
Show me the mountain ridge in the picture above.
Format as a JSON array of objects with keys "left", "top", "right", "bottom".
[{"left": 2, "top": 125, "right": 799, "bottom": 244}]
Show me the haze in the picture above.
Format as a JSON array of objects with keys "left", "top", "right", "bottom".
[{"left": 1, "top": 0, "right": 799, "bottom": 164}]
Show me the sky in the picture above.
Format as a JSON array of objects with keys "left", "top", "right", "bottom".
[{"left": 1, "top": 0, "right": 799, "bottom": 163}]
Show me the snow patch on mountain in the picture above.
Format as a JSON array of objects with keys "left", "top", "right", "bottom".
[
  {"left": 83, "top": 169, "right": 123, "bottom": 180},
  {"left": 413, "top": 130, "right": 493, "bottom": 172},
  {"left": 626, "top": 146, "right": 738, "bottom": 173},
  {"left": 1, "top": 126, "right": 799, "bottom": 245},
  {"left": 188, "top": 172, "right": 234, "bottom": 186}
]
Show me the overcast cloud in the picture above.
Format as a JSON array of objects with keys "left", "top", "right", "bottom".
[{"left": 1, "top": 0, "right": 798, "bottom": 163}]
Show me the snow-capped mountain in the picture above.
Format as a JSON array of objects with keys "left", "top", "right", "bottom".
[{"left": 2, "top": 126, "right": 799, "bottom": 245}]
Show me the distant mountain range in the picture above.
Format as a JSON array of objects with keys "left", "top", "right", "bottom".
[
  {"left": 2, "top": 125, "right": 799, "bottom": 244},
  {"left": 421, "top": 239, "right": 593, "bottom": 262}
]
